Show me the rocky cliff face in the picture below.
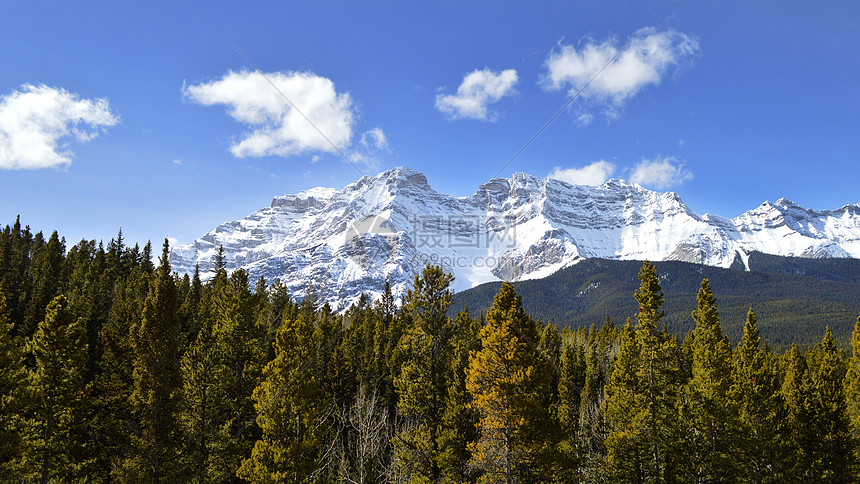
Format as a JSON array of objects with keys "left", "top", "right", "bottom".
[{"left": 170, "top": 167, "right": 860, "bottom": 310}]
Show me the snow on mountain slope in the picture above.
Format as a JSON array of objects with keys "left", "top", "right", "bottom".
[{"left": 170, "top": 167, "right": 860, "bottom": 310}]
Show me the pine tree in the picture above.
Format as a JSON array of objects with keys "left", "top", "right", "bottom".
[
  {"left": 731, "top": 308, "right": 788, "bottom": 482},
  {"left": 603, "top": 261, "right": 681, "bottom": 483},
  {"left": 0, "top": 292, "right": 25, "bottom": 479},
  {"left": 238, "top": 310, "right": 330, "bottom": 482},
  {"left": 213, "top": 268, "right": 268, "bottom": 473},
  {"left": 141, "top": 240, "right": 155, "bottom": 273},
  {"left": 578, "top": 342, "right": 601, "bottom": 456},
  {"left": 465, "top": 281, "right": 554, "bottom": 483},
  {"left": 602, "top": 321, "right": 645, "bottom": 482},
  {"left": 129, "top": 239, "right": 183, "bottom": 481},
  {"left": 678, "top": 279, "right": 736, "bottom": 481},
  {"left": 0, "top": 220, "right": 28, "bottom": 335},
  {"left": 557, "top": 339, "right": 585, "bottom": 473},
  {"left": 806, "top": 327, "right": 853, "bottom": 481},
  {"left": 394, "top": 265, "right": 456, "bottom": 481},
  {"left": 22, "top": 231, "right": 65, "bottom": 336},
  {"left": 782, "top": 342, "right": 811, "bottom": 480},
  {"left": 538, "top": 323, "right": 563, "bottom": 418},
  {"left": 438, "top": 305, "right": 482, "bottom": 483},
  {"left": 18, "top": 295, "right": 93, "bottom": 481},
  {"left": 214, "top": 244, "right": 227, "bottom": 273},
  {"left": 845, "top": 315, "right": 860, "bottom": 469},
  {"left": 179, "top": 300, "right": 232, "bottom": 482},
  {"left": 95, "top": 266, "right": 149, "bottom": 478}
]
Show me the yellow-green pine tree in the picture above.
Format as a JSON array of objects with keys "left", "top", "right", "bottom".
[
  {"left": 238, "top": 310, "right": 329, "bottom": 482},
  {"left": 466, "top": 281, "right": 553, "bottom": 484}
]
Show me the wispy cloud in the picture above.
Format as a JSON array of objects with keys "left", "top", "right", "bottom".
[
  {"left": 184, "top": 70, "right": 365, "bottom": 159},
  {"left": 548, "top": 160, "right": 616, "bottom": 186},
  {"left": 629, "top": 156, "right": 693, "bottom": 189},
  {"left": 361, "top": 127, "right": 388, "bottom": 151},
  {"left": 541, "top": 27, "right": 699, "bottom": 121},
  {"left": 435, "top": 68, "right": 518, "bottom": 121},
  {"left": 0, "top": 84, "right": 118, "bottom": 169}
]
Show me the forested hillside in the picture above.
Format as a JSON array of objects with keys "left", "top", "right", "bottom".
[
  {"left": 453, "top": 257, "right": 860, "bottom": 350},
  {"left": 2, "top": 217, "right": 860, "bottom": 482}
]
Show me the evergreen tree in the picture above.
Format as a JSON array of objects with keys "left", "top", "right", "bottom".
[
  {"left": 141, "top": 241, "right": 155, "bottom": 273},
  {"left": 371, "top": 288, "right": 397, "bottom": 413},
  {"left": 179, "top": 301, "right": 232, "bottom": 482},
  {"left": 557, "top": 339, "right": 585, "bottom": 474},
  {"left": 214, "top": 245, "right": 227, "bottom": 273},
  {"left": 603, "top": 261, "right": 681, "bottom": 483},
  {"left": 846, "top": 315, "right": 860, "bottom": 468},
  {"left": 394, "top": 265, "right": 456, "bottom": 482},
  {"left": 465, "top": 281, "right": 554, "bottom": 483},
  {"left": 129, "top": 239, "right": 183, "bottom": 481},
  {"left": 731, "top": 308, "right": 788, "bottom": 482},
  {"left": 95, "top": 266, "right": 149, "bottom": 479},
  {"left": 22, "top": 231, "right": 65, "bottom": 336},
  {"left": 0, "top": 218, "right": 29, "bottom": 335},
  {"left": 602, "top": 321, "right": 645, "bottom": 482},
  {"left": 0, "top": 293, "right": 25, "bottom": 479},
  {"left": 18, "top": 295, "right": 93, "bottom": 481},
  {"left": 782, "top": 342, "right": 812, "bottom": 481},
  {"left": 238, "top": 310, "right": 329, "bottom": 482},
  {"left": 438, "top": 305, "right": 481, "bottom": 483},
  {"left": 677, "top": 279, "right": 736, "bottom": 481},
  {"left": 538, "top": 323, "right": 563, "bottom": 419},
  {"left": 213, "top": 268, "right": 268, "bottom": 473},
  {"left": 805, "top": 327, "right": 853, "bottom": 481}
]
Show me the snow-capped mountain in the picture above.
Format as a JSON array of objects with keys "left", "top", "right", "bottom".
[{"left": 170, "top": 167, "right": 860, "bottom": 310}]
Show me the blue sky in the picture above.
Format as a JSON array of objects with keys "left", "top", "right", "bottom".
[{"left": 1, "top": 0, "right": 858, "bottom": 248}]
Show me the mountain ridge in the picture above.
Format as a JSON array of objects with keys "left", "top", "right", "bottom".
[
  {"left": 451, "top": 254, "right": 860, "bottom": 350},
  {"left": 170, "top": 167, "right": 860, "bottom": 310}
]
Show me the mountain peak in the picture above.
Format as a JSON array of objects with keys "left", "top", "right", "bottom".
[
  {"left": 172, "top": 168, "right": 860, "bottom": 311},
  {"left": 382, "top": 166, "right": 429, "bottom": 188}
]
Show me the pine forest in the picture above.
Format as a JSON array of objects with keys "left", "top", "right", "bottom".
[{"left": 2, "top": 217, "right": 860, "bottom": 483}]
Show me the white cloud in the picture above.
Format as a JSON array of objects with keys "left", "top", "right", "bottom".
[
  {"left": 575, "top": 111, "right": 594, "bottom": 127},
  {"left": 435, "top": 68, "right": 518, "bottom": 121},
  {"left": 542, "top": 27, "right": 699, "bottom": 119},
  {"left": 629, "top": 156, "right": 693, "bottom": 189},
  {"left": 184, "top": 70, "right": 356, "bottom": 158},
  {"left": 172, "top": 158, "right": 182, "bottom": 166},
  {"left": 0, "top": 84, "right": 118, "bottom": 169},
  {"left": 548, "top": 160, "right": 616, "bottom": 186},
  {"left": 361, "top": 127, "right": 388, "bottom": 150}
]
